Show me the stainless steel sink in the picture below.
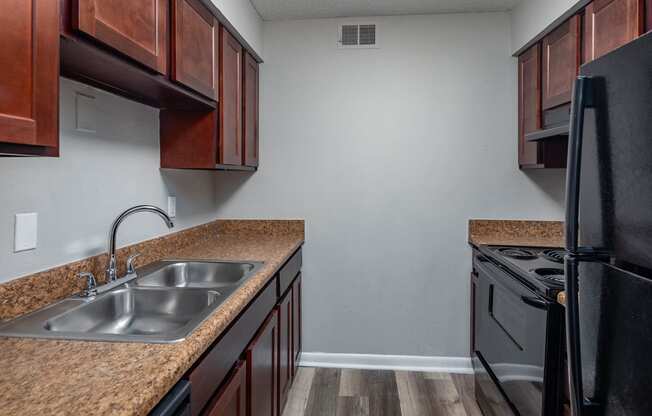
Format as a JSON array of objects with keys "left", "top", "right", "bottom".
[
  {"left": 133, "top": 260, "right": 263, "bottom": 289},
  {"left": 45, "top": 288, "right": 221, "bottom": 338},
  {"left": 0, "top": 259, "right": 264, "bottom": 343}
]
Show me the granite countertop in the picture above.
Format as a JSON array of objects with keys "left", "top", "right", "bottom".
[
  {"left": 468, "top": 219, "right": 568, "bottom": 306},
  {"left": 0, "top": 220, "right": 304, "bottom": 416},
  {"left": 468, "top": 219, "right": 565, "bottom": 248}
]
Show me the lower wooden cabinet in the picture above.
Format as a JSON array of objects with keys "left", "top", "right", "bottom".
[
  {"left": 246, "top": 310, "right": 278, "bottom": 416},
  {"left": 168, "top": 248, "right": 302, "bottom": 416},
  {"left": 203, "top": 361, "right": 247, "bottom": 416},
  {"left": 292, "top": 275, "right": 302, "bottom": 376},
  {"left": 278, "top": 287, "right": 293, "bottom": 415}
]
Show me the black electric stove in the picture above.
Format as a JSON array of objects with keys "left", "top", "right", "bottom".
[
  {"left": 473, "top": 245, "right": 567, "bottom": 416},
  {"left": 478, "top": 245, "right": 567, "bottom": 300}
]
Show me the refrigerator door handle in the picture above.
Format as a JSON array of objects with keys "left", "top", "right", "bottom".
[
  {"left": 566, "top": 257, "right": 602, "bottom": 416},
  {"left": 565, "top": 256, "right": 585, "bottom": 415},
  {"left": 565, "top": 76, "right": 594, "bottom": 254}
]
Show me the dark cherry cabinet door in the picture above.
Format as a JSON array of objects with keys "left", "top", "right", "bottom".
[
  {"left": 246, "top": 310, "right": 278, "bottom": 416},
  {"left": 204, "top": 361, "right": 247, "bottom": 416},
  {"left": 242, "top": 52, "right": 259, "bottom": 167},
  {"left": 583, "top": 0, "right": 644, "bottom": 62},
  {"left": 647, "top": 0, "right": 652, "bottom": 32},
  {"left": 292, "top": 275, "right": 302, "bottom": 376},
  {"left": 0, "top": 0, "right": 59, "bottom": 156},
  {"left": 518, "top": 43, "right": 542, "bottom": 168},
  {"left": 542, "top": 15, "right": 580, "bottom": 110},
  {"left": 171, "top": 0, "right": 219, "bottom": 99},
  {"left": 73, "top": 0, "right": 168, "bottom": 74},
  {"left": 219, "top": 26, "right": 243, "bottom": 166},
  {"left": 278, "top": 288, "right": 293, "bottom": 415}
]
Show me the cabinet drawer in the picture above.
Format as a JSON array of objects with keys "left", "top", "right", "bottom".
[
  {"left": 187, "top": 278, "right": 276, "bottom": 415},
  {"left": 278, "top": 249, "right": 302, "bottom": 297}
]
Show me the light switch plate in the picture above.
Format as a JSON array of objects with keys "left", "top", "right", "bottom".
[
  {"left": 14, "top": 213, "right": 38, "bottom": 252},
  {"left": 167, "top": 196, "right": 177, "bottom": 218}
]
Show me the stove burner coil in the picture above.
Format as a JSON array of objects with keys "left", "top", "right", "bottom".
[
  {"left": 541, "top": 249, "right": 566, "bottom": 264},
  {"left": 498, "top": 248, "right": 537, "bottom": 260},
  {"left": 533, "top": 268, "right": 565, "bottom": 286}
]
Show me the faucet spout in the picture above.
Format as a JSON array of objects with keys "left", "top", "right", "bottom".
[{"left": 106, "top": 205, "right": 174, "bottom": 282}]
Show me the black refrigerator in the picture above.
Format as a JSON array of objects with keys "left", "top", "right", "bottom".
[{"left": 565, "top": 32, "right": 652, "bottom": 415}]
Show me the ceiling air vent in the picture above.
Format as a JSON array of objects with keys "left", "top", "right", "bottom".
[{"left": 338, "top": 24, "right": 378, "bottom": 49}]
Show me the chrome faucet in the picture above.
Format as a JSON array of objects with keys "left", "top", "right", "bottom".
[{"left": 106, "top": 205, "right": 174, "bottom": 282}]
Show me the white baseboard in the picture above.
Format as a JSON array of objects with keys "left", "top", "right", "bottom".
[{"left": 299, "top": 352, "right": 473, "bottom": 374}]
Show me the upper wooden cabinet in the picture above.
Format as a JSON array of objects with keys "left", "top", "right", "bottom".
[
  {"left": 171, "top": 0, "right": 219, "bottom": 99},
  {"left": 0, "top": 0, "right": 59, "bottom": 156},
  {"left": 518, "top": 44, "right": 541, "bottom": 168},
  {"left": 583, "top": 0, "right": 644, "bottom": 62},
  {"left": 220, "top": 27, "right": 243, "bottom": 166},
  {"left": 72, "top": 0, "right": 168, "bottom": 74},
  {"left": 243, "top": 52, "right": 260, "bottom": 167},
  {"left": 542, "top": 16, "right": 580, "bottom": 110}
]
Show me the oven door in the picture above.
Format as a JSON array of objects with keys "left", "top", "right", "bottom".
[{"left": 474, "top": 256, "right": 558, "bottom": 416}]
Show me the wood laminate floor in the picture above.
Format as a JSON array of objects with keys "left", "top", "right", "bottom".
[{"left": 283, "top": 368, "right": 483, "bottom": 416}]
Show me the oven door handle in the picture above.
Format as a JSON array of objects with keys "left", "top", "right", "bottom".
[{"left": 521, "top": 295, "right": 549, "bottom": 310}]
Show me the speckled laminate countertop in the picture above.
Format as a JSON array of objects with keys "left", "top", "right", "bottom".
[
  {"left": 468, "top": 219, "right": 564, "bottom": 248},
  {"left": 0, "top": 220, "right": 304, "bottom": 416}
]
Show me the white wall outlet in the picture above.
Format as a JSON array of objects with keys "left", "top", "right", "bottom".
[
  {"left": 167, "top": 196, "right": 177, "bottom": 218},
  {"left": 75, "top": 92, "right": 97, "bottom": 133},
  {"left": 14, "top": 213, "right": 38, "bottom": 252}
]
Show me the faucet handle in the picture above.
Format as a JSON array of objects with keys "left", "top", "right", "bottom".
[
  {"left": 126, "top": 253, "right": 142, "bottom": 274},
  {"left": 77, "top": 272, "right": 97, "bottom": 297}
]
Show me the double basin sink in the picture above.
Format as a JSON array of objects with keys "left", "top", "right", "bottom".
[{"left": 0, "top": 260, "right": 263, "bottom": 343}]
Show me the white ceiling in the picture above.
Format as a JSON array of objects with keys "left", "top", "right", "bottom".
[{"left": 251, "top": 0, "right": 521, "bottom": 21}]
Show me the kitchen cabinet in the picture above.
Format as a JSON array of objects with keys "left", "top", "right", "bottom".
[
  {"left": 518, "top": 44, "right": 541, "bottom": 168},
  {"left": 0, "top": 0, "right": 59, "bottom": 157},
  {"left": 292, "top": 275, "right": 302, "bottom": 375},
  {"left": 219, "top": 26, "right": 244, "bottom": 166},
  {"left": 203, "top": 361, "right": 247, "bottom": 416},
  {"left": 245, "top": 310, "right": 278, "bottom": 416},
  {"left": 172, "top": 248, "right": 301, "bottom": 416},
  {"left": 243, "top": 52, "right": 260, "bottom": 167},
  {"left": 648, "top": 0, "right": 652, "bottom": 32},
  {"left": 171, "top": 0, "right": 219, "bottom": 99},
  {"left": 160, "top": 26, "right": 253, "bottom": 170},
  {"left": 72, "top": 0, "right": 168, "bottom": 74},
  {"left": 517, "top": 43, "right": 567, "bottom": 169},
  {"left": 61, "top": 0, "right": 215, "bottom": 111},
  {"left": 277, "top": 288, "right": 293, "bottom": 415},
  {"left": 187, "top": 280, "right": 276, "bottom": 415},
  {"left": 542, "top": 16, "right": 580, "bottom": 110},
  {"left": 583, "top": 0, "right": 644, "bottom": 63}
]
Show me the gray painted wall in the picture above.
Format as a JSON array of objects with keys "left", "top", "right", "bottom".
[
  {"left": 510, "top": 0, "right": 580, "bottom": 53},
  {"left": 209, "top": 0, "right": 264, "bottom": 57},
  {"left": 213, "top": 13, "right": 566, "bottom": 358},
  {"left": 0, "top": 78, "right": 219, "bottom": 283}
]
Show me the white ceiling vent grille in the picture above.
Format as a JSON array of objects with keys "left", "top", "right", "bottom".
[{"left": 338, "top": 24, "right": 378, "bottom": 49}]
